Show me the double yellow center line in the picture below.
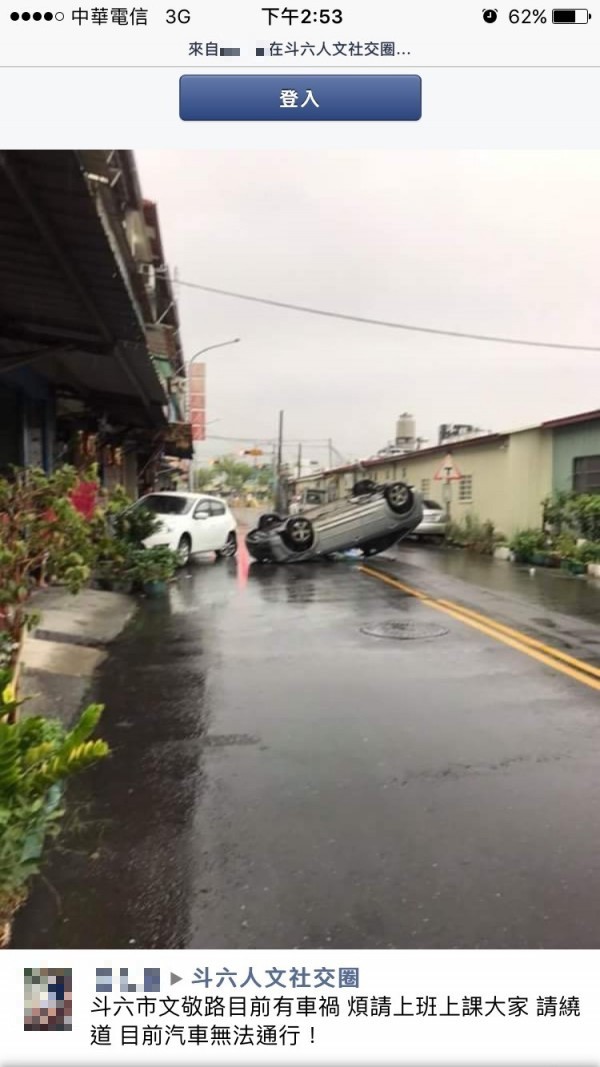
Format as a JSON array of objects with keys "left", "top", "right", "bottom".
[{"left": 359, "top": 564, "right": 600, "bottom": 693}]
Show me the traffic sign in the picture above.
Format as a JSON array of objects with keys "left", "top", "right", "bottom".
[{"left": 434, "top": 453, "right": 462, "bottom": 481}]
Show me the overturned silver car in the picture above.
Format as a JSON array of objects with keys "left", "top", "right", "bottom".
[{"left": 245, "top": 480, "right": 423, "bottom": 563}]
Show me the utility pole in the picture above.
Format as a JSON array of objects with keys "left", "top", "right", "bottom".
[
  {"left": 275, "top": 410, "right": 285, "bottom": 513},
  {"left": 297, "top": 441, "right": 302, "bottom": 480}
]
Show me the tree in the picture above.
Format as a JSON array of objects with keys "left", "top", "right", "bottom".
[
  {"left": 194, "top": 467, "right": 215, "bottom": 491},
  {"left": 212, "top": 457, "right": 253, "bottom": 493}
]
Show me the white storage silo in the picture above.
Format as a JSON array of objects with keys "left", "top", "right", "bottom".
[{"left": 395, "top": 413, "right": 416, "bottom": 450}]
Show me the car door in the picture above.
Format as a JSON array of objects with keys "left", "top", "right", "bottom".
[
  {"left": 191, "top": 499, "right": 216, "bottom": 552},
  {"left": 208, "top": 499, "right": 229, "bottom": 548}
]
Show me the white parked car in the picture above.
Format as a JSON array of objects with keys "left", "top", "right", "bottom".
[{"left": 135, "top": 492, "right": 238, "bottom": 565}]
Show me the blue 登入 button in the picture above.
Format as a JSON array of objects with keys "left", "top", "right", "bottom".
[{"left": 179, "top": 75, "right": 421, "bottom": 122}]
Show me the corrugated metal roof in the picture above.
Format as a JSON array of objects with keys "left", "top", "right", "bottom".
[
  {"left": 0, "top": 150, "right": 167, "bottom": 423},
  {"left": 0, "top": 151, "right": 145, "bottom": 345}
]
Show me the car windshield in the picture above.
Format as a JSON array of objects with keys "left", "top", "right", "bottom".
[
  {"left": 138, "top": 494, "right": 193, "bottom": 516},
  {"left": 424, "top": 500, "right": 443, "bottom": 510}
]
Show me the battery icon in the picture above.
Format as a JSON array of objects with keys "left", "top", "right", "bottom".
[{"left": 552, "top": 8, "right": 590, "bottom": 21}]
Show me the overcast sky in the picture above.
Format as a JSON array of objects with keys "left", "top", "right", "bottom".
[{"left": 136, "top": 150, "right": 600, "bottom": 467}]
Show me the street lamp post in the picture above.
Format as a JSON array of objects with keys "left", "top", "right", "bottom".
[{"left": 185, "top": 338, "right": 240, "bottom": 490}]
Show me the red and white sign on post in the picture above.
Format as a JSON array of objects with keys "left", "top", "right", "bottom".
[
  {"left": 434, "top": 452, "right": 462, "bottom": 520},
  {"left": 434, "top": 452, "right": 462, "bottom": 481},
  {"left": 189, "top": 361, "right": 206, "bottom": 442}
]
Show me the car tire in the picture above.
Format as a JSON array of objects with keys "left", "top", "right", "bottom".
[
  {"left": 352, "top": 479, "right": 378, "bottom": 496},
  {"left": 384, "top": 482, "right": 414, "bottom": 515},
  {"left": 282, "top": 516, "right": 315, "bottom": 552},
  {"left": 216, "top": 532, "right": 237, "bottom": 559},
  {"left": 176, "top": 534, "right": 192, "bottom": 567}
]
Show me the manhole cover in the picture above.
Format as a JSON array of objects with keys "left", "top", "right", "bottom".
[{"left": 361, "top": 621, "right": 449, "bottom": 641}]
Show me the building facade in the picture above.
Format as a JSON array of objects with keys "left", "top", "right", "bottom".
[
  {"left": 0, "top": 150, "right": 191, "bottom": 496},
  {"left": 291, "top": 409, "right": 600, "bottom": 538}
]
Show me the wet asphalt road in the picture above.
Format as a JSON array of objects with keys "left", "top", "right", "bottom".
[{"left": 13, "top": 538, "right": 600, "bottom": 950}]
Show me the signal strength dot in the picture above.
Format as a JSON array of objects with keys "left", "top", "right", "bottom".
[{"left": 10, "top": 10, "right": 54, "bottom": 18}]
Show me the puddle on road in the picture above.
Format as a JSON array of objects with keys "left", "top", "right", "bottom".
[{"left": 399, "top": 546, "right": 600, "bottom": 625}]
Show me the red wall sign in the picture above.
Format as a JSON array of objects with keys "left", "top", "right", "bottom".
[{"left": 189, "top": 361, "right": 206, "bottom": 442}]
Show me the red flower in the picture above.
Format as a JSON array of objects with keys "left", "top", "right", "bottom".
[
  {"left": 69, "top": 480, "right": 99, "bottom": 522},
  {"left": 42, "top": 508, "right": 58, "bottom": 524}
]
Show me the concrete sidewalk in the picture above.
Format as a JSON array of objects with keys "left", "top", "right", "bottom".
[{"left": 20, "top": 586, "right": 136, "bottom": 724}]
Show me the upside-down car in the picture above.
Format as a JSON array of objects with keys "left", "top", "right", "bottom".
[{"left": 245, "top": 480, "right": 423, "bottom": 563}]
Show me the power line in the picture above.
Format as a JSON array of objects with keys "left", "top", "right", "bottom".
[
  {"left": 174, "top": 277, "right": 600, "bottom": 353},
  {"left": 205, "top": 434, "right": 340, "bottom": 445}
]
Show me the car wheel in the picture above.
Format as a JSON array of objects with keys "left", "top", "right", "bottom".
[
  {"left": 258, "top": 512, "right": 283, "bottom": 531},
  {"left": 384, "top": 482, "right": 414, "bottom": 515},
  {"left": 282, "top": 516, "right": 315, "bottom": 552},
  {"left": 176, "top": 534, "right": 192, "bottom": 567},
  {"left": 216, "top": 532, "right": 237, "bottom": 559}
]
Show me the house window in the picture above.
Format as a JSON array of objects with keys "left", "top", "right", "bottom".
[
  {"left": 573, "top": 455, "right": 600, "bottom": 493},
  {"left": 459, "top": 475, "right": 473, "bottom": 502},
  {"left": 421, "top": 478, "right": 430, "bottom": 494}
]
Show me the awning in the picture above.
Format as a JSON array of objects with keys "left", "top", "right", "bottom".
[{"left": 0, "top": 150, "right": 167, "bottom": 427}]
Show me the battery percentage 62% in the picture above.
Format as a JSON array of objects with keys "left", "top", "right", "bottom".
[{"left": 509, "top": 8, "right": 547, "bottom": 20}]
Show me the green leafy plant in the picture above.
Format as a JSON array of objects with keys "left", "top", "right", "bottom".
[
  {"left": 542, "top": 490, "right": 600, "bottom": 542},
  {"left": 542, "top": 490, "right": 574, "bottom": 534},
  {"left": 0, "top": 466, "right": 104, "bottom": 721},
  {"left": 0, "top": 704, "right": 109, "bottom": 929},
  {"left": 126, "top": 546, "right": 178, "bottom": 588},
  {"left": 573, "top": 541, "right": 600, "bottom": 565},
  {"left": 509, "top": 528, "right": 546, "bottom": 563},
  {"left": 447, "top": 515, "right": 505, "bottom": 555},
  {"left": 554, "top": 531, "right": 578, "bottom": 558},
  {"left": 111, "top": 498, "right": 161, "bottom": 546}
]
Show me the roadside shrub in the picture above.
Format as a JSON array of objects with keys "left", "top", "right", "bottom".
[
  {"left": 126, "top": 545, "right": 178, "bottom": 589},
  {"left": 542, "top": 490, "right": 600, "bottom": 541},
  {"left": 571, "top": 495, "right": 600, "bottom": 542},
  {"left": 509, "top": 528, "right": 546, "bottom": 563},
  {"left": 109, "top": 491, "right": 161, "bottom": 546},
  {"left": 573, "top": 541, "right": 600, "bottom": 565},
  {"left": 447, "top": 515, "right": 505, "bottom": 555},
  {"left": 554, "top": 531, "right": 578, "bottom": 558},
  {"left": 0, "top": 465, "right": 104, "bottom": 721}
]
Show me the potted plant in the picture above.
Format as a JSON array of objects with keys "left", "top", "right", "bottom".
[
  {"left": 561, "top": 557, "right": 587, "bottom": 576},
  {"left": 569, "top": 540, "right": 600, "bottom": 577},
  {"left": 0, "top": 703, "right": 109, "bottom": 946},
  {"left": 127, "top": 546, "right": 178, "bottom": 596}
]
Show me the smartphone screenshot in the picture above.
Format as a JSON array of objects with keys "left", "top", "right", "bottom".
[{"left": 0, "top": 1, "right": 599, "bottom": 1064}]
